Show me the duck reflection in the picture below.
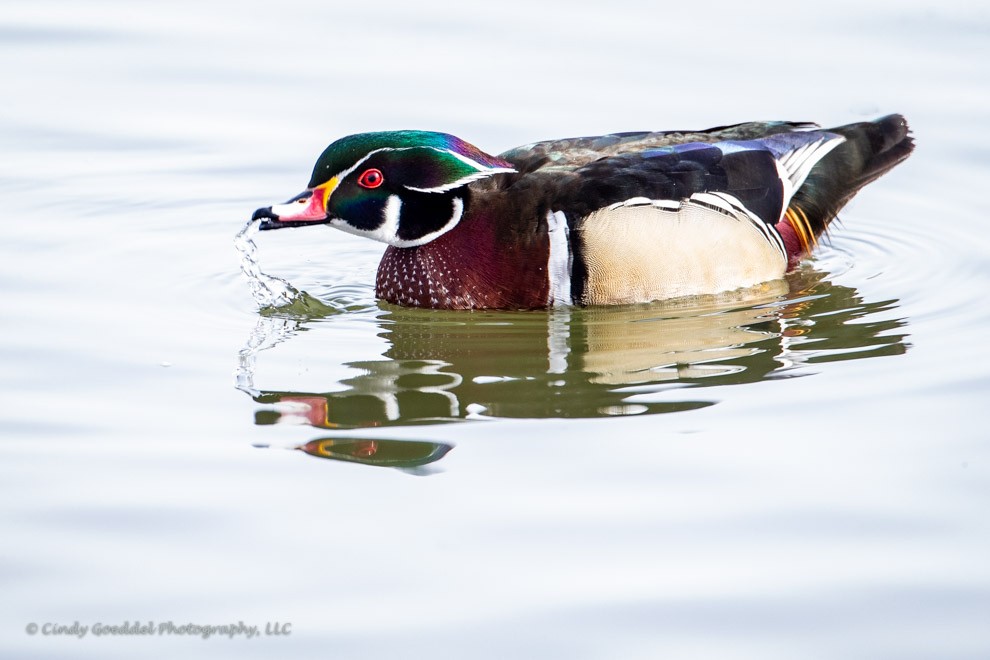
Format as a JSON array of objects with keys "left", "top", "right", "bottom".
[
  {"left": 296, "top": 437, "right": 452, "bottom": 469},
  {"left": 237, "top": 268, "right": 907, "bottom": 465}
]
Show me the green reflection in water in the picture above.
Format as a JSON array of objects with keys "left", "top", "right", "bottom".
[
  {"left": 296, "top": 437, "right": 452, "bottom": 469},
  {"left": 238, "top": 268, "right": 907, "bottom": 466}
]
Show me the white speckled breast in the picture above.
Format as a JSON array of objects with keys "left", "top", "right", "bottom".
[{"left": 377, "top": 242, "right": 480, "bottom": 308}]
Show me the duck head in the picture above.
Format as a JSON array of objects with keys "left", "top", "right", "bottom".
[{"left": 253, "top": 131, "right": 515, "bottom": 247}]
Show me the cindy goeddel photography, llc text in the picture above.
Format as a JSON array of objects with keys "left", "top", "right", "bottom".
[{"left": 24, "top": 620, "right": 292, "bottom": 639}]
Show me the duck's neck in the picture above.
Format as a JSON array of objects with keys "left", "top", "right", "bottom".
[{"left": 375, "top": 195, "right": 550, "bottom": 310}]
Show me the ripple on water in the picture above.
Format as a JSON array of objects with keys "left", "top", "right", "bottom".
[
  {"left": 817, "top": 198, "right": 990, "bottom": 328},
  {"left": 221, "top": 193, "right": 990, "bottom": 444},
  {"left": 232, "top": 263, "right": 913, "bottom": 440}
]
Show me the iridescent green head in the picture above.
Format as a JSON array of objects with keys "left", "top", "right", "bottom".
[{"left": 253, "top": 131, "right": 515, "bottom": 247}]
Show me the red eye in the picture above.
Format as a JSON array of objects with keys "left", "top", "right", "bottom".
[{"left": 357, "top": 168, "right": 384, "bottom": 189}]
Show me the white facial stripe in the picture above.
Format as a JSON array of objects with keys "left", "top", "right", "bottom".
[
  {"left": 405, "top": 166, "right": 517, "bottom": 194},
  {"left": 329, "top": 195, "right": 464, "bottom": 248},
  {"left": 323, "top": 143, "right": 507, "bottom": 246},
  {"left": 390, "top": 196, "right": 464, "bottom": 247},
  {"left": 406, "top": 146, "right": 516, "bottom": 193},
  {"left": 327, "top": 146, "right": 515, "bottom": 196},
  {"left": 437, "top": 148, "right": 516, "bottom": 177},
  {"left": 387, "top": 196, "right": 464, "bottom": 247},
  {"left": 406, "top": 147, "right": 516, "bottom": 193},
  {"left": 382, "top": 194, "right": 402, "bottom": 237},
  {"left": 327, "top": 193, "right": 401, "bottom": 245},
  {"left": 329, "top": 147, "right": 396, "bottom": 189},
  {"left": 441, "top": 147, "right": 490, "bottom": 171}
]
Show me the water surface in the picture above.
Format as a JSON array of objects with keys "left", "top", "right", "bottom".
[{"left": 2, "top": 2, "right": 989, "bottom": 658}]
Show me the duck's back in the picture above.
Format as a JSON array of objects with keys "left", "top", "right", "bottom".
[
  {"left": 498, "top": 121, "right": 814, "bottom": 174},
  {"left": 488, "top": 116, "right": 913, "bottom": 306}
]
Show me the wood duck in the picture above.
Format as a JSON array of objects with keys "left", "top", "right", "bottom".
[{"left": 252, "top": 115, "right": 913, "bottom": 309}]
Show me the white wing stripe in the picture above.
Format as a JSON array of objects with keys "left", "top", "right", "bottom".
[
  {"left": 777, "top": 136, "right": 845, "bottom": 193},
  {"left": 688, "top": 192, "right": 787, "bottom": 261}
]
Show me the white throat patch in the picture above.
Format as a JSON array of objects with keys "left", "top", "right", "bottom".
[{"left": 331, "top": 195, "right": 464, "bottom": 248}]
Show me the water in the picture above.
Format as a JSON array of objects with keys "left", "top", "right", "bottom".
[
  {"left": 234, "top": 219, "right": 301, "bottom": 308},
  {"left": 3, "top": 1, "right": 990, "bottom": 658}
]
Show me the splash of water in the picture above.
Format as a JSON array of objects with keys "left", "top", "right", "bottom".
[
  {"left": 233, "top": 217, "right": 353, "bottom": 393},
  {"left": 233, "top": 218, "right": 304, "bottom": 394},
  {"left": 234, "top": 218, "right": 300, "bottom": 308},
  {"left": 234, "top": 314, "right": 299, "bottom": 396}
]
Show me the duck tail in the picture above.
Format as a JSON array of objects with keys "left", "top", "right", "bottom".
[{"left": 783, "top": 114, "right": 915, "bottom": 257}]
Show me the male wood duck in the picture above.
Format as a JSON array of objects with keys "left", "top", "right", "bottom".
[{"left": 252, "top": 115, "right": 913, "bottom": 309}]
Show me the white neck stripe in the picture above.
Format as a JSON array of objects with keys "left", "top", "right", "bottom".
[
  {"left": 547, "top": 210, "right": 572, "bottom": 306},
  {"left": 389, "top": 196, "right": 464, "bottom": 248}
]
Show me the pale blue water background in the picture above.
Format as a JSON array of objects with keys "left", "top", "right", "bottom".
[{"left": 2, "top": 1, "right": 990, "bottom": 658}]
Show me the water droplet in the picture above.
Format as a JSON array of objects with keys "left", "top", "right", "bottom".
[{"left": 234, "top": 218, "right": 301, "bottom": 308}]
